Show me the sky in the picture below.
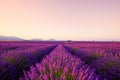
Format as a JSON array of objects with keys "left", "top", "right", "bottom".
[{"left": 0, "top": 0, "right": 120, "bottom": 41}]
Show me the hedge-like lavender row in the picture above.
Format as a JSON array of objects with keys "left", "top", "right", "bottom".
[
  {"left": 20, "top": 45, "right": 102, "bottom": 80},
  {"left": 64, "top": 45, "right": 120, "bottom": 80},
  {"left": 0, "top": 43, "right": 53, "bottom": 54},
  {"left": 0, "top": 44, "right": 56, "bottom": 80},
  {"left": 64, "top": 43, "right": 120, "bottom": 57}
]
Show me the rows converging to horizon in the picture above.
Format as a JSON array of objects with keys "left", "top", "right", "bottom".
[{"left": 0, "top": 41, "right": 120, "bottom": 80}]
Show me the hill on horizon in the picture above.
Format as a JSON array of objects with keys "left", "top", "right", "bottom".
[{"left": 0, "top": 35, "right": 24, "bottom": 41}]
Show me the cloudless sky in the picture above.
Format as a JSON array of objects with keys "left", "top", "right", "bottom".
[{"left": 0, "top": 0, "right": 120, "bottom": 41}]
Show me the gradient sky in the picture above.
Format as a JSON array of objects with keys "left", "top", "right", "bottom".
[{"left": 0, "top": 0, "right": 120, "bottom": 41}]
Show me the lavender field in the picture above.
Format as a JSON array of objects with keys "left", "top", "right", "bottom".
[{"left": 0, "top": 41, "right": 120, "bottom": 80}]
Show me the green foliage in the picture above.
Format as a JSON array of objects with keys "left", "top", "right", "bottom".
[
  {"left": 85, "top": 53, "right": 102, "bottom": 64},
  {"left": 65, "top": 73, "right": 75, "bottom": 80},
  {"left": 19, "top": 55, "right": 29, "bottom": 67},
  {"left": 32, "top": 51, "right": 38, "bottom": 56},
  {"left": 3, "top": 56, "right": 17, "bottom": 64},
  {"left": 71, "top": 48, "right": 79, "bottom": 54}
]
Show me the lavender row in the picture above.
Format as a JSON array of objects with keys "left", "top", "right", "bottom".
[
  {"left": 64, "top": 42, "right": 120, "bottom": 57},
  {"left": 0, "top": 44, "right": 56, "bottom": 80},
  {"left": 20, "top": 45, "right": 102, "bottom": 80},
  {"left": 64, "top": 45, "right": 120, "bottom": 80},
  {"left": 0, "top": 42, "right": 55, "bottom": 54}
]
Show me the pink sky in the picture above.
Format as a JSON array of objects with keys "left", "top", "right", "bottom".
[{"left": 0, "top": 0, "right": 120, "bottom": 40}]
